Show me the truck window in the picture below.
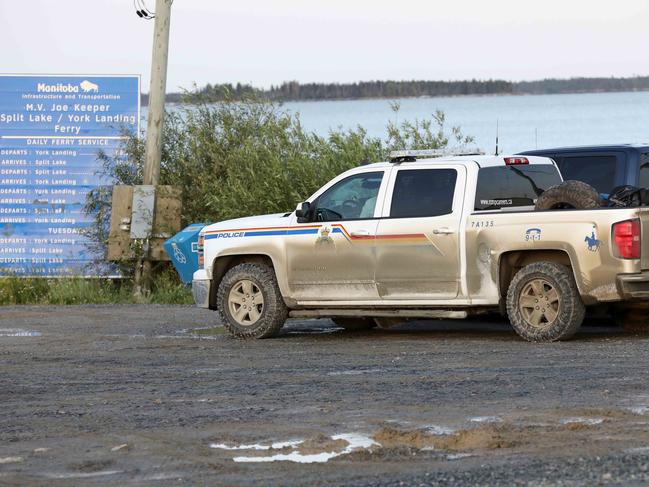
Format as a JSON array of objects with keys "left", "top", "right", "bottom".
[
  {"left": 474, "top": 165, "right": 562, "bottom": 211},
  {"left": 390, "top": 168, "right": 457, "bottom": 218},
  {"left": 639, "top": 155, "right": 649, "bottom": 188},
  {"left": 555, "top": 156, "right": 617, "bottom": 193},
  {"left": 315, "top": 171, "right": 383, "bottom": 221}
]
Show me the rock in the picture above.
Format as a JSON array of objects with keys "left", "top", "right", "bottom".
[{"left": 110, "top": 443, "right": 129, "bottom": 452}]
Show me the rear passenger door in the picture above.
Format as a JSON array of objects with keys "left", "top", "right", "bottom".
[{"left": 375, "top": 165, "right": 466, "bottom": 300}]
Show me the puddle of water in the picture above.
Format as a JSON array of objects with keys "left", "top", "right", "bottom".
[
  {"left": 447, "top": 453, "right": 474, "bottom": 460},
  {"left": 424, "top": 425, "right": 456, "bottom": 435},
  {"left": 0, "top": 329, "right": 41, "bottom": 337},
  {"left": 629, "top": 406, "right": 649, "bottom": 415},
  {"left": 469, "top": 416, "right": 503, "bottom": 423},
  {"left": 327, "top": 368, "right": 384, "bottom": 376},
  {"left": 191, "top": 327, "right": 227, "bottom": 337},
  {"left": 0, "top": 456, "right": 23, "bottom": 464},
  {"left": 210, "top": 440, "right": 303, "bottom": 451},
  {"left": 627, "top": 446, "right": 649, "bottom": 454},
  {"left": 287, "top": 328, "right": 340, "bottom": 335},
  {"left": 43, "top": 470, "right": 122, "bottom": 479},
  {"left": 172, "top": 398, "right": 213, "bottom": 403},
  {"left": 560, "top": 417, "right": 604, "bottom": 426},
  {"left": 228, "top": 433, "right": 378, "bottom": 463}
]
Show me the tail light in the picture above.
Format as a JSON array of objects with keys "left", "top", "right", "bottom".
[
  {"left": 504, "top": 157, "right": 529, "bottom": 165},
  {"left": 612, "top": 219, "right": 641, "bottom": 259},
  {"left": 198, "top": 234, "right": 205, "bottom": 267}
]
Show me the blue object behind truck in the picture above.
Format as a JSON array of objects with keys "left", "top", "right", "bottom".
[
  {"left": 520, "top": 144, "right": 649, "bottom": 193},
  {"left": 164, "top": 223, "right": 206, "bottom": 284}
]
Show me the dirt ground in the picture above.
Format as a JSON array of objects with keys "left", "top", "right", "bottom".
[{"left": 3, "top": 305, "right": 649, "bottom": 486}]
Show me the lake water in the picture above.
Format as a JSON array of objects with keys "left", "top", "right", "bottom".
[
  {"left": 279, "top": 91, "right": 649, "bottom": 154},
  {"left": 151, "top": 91, "right": 649, "bottom": 155}
]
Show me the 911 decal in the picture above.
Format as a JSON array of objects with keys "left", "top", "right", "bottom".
[{"left": 525, "top": 228, "right": 542, "bottom": 242}]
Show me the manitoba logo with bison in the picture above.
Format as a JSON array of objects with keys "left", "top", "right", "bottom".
[{"left": 36, "top": 80, "right": 99, "bottom": 93}]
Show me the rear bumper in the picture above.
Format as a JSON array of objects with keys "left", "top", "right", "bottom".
[
  {"left": 192, "top": 269, "right": 211, "bottom": 308},
  {"left": 617, "top": 272, "right": 649, "bottom": 299}
]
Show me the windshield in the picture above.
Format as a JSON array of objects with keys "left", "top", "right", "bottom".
[{"left": 474, "top": 164, "right": 562, "bottom": 211}]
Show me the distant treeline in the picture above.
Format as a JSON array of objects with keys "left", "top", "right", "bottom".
[{"left": 141, "top": 76, "right": 649, "bottom": 104}]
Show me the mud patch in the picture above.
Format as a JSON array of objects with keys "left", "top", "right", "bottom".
[
  {"left": 372, "top": 426, "right": 436, "bottom": 450},
  {"left": 296, "top": 434, "right": 349, "bottom": 455},
  {"left": 435, "top": 427, "right": 515, "bottom": 451},
  {"left": 373, "top": 425, "right": 515, "bottom": 452}
]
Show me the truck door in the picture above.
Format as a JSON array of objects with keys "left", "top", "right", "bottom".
[
  {"left": 286, "top": 170, "right": 388, "bottom": 302},
  {"left": 375, "top": 165, "right": 466, "bottom": 299}
]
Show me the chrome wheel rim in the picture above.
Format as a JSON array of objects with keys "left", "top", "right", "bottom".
[
  {"left": 228, "top": 279, "right": 264, "bottom": 326},
  {"left": 519, "top": 278, "right": 560, "bottom": 329}
]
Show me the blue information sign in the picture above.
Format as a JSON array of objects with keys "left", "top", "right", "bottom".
[{"left": 0, "top": 74, "right": 140, "bottom": 276}]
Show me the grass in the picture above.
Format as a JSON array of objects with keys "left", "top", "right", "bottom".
[{"left": 0, "top": 271, "right": 193, "bottom": 305}]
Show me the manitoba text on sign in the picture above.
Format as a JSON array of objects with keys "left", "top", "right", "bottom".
[{"left": 0, "top": 74, "right": 140, "bottom": 276}]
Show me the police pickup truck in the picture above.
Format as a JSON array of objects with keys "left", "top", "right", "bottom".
[{"left": 192, "top": 150, "right": 649, "bottom": 342}]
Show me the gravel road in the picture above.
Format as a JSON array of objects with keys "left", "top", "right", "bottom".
[{"left": 2, "top": 305, "right": 649, "bottom": 486}]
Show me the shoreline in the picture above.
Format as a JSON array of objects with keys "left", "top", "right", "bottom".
[{"left": 142, "top": 88, "right": 649, "bottom": 107}]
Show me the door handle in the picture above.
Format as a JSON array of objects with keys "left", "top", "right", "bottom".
[
  {"left": 350, "top": 230, "right": 370, "bottom": 237},
  {"left": 432, "top": 227, "right": 454, "bottom": 235}
]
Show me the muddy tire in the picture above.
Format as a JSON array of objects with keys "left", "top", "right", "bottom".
[
  {"left": 535, "top": 180, "right": 601, "bottom": 210},
  {"left": 217, "top": 263, "right": 288, "bottom": 339},
  {"left": 332, "top": 317, "right": 377, "bottom": 331},
  {"left": 506, "top": 262, "right": 585, "bottom": 342}
]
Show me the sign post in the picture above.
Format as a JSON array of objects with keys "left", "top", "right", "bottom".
[{"left": 0, "top": 74, "right": 140, "bottom": 277}]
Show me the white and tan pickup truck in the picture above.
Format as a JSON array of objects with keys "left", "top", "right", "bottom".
[{"left": 192, "top": 151, "right": 649, "bottom": 342}]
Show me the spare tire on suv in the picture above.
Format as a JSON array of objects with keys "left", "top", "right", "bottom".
[{"left": 535, "top": 180, "right": 601, "bottom": 210}]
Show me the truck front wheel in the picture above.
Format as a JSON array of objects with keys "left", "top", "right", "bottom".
[
  {"left": 506, "top": 262, "right": 585, "bottom": 342},
  {"left": 217, "top": 263, "right": 288, "bottom": 339}
]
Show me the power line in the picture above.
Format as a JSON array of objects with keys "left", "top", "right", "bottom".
[{"left": 134, "top": 0, "right": 172, "bottom": 20}]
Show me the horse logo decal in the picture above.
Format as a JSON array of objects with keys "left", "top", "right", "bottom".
[{"left": 585, "top": 228, "right": 601, "bottom": 252}]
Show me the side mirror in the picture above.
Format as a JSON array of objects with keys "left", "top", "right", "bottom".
[{"left": 295, "top": 201, "right": 310, "bottom": 221}]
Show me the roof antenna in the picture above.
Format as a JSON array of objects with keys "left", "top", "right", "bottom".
[{"left": 494, "top": 119, "right": 499, "bottom": 156}]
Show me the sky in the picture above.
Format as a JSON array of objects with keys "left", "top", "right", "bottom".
[{"left": 1, "top": 0, "right": 648, "bottom": 92}]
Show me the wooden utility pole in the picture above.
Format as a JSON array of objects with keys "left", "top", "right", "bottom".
[
  {"left": 135, "top": 0, "right": 172, "bottom": 298},
  {"left": 143, "top": 0, "right": 171, "bottom": 186}
]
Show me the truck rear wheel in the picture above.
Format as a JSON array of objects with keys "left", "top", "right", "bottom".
[
  {"left": 217, "top": 263, "right": 288, "bottom": 339},
  {"left": 506, "top": 262, "right": 585, "bottom": 342}
]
